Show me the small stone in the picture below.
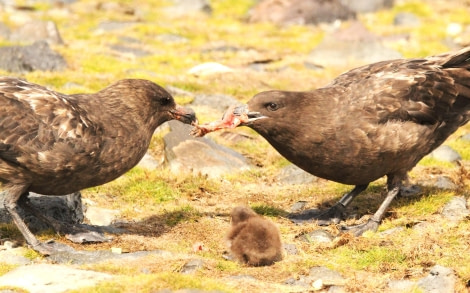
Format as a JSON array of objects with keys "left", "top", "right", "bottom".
[
  {"left": 9, "top": 20, "right": 64, "bottom": 45},
  {"left": 434, "top": 176, "right": 457, "bottom": 190},
  {"left": 84, "top": 206, "right": 120, "bottom": 226},
  {"left": 111, "top": 247, "right": 122, "bottom": 254},
  {"left": 283, "top": 243, "right": 298, "bottom": 255},
  {"left": 379, "top": 226, "right": 404, "bottom": 237},
  {"left": 291, "top": 201, "right": 308, "bottom": 213},
  {"left": 441, "top": 196, "right": 470, "bottom": 222},
  {"left": 312, "top": 278, "right": 323, "bottom": 290},
  {"left": 428, "top": 145, "right": 461, "bottom": 162},
  {"left": 447, "top": 23, "right": 463, "bottom": 37},
  {"left": 328, "top": 285, "right": 346, "bottom": 293},
  {"left": 180, "top": 259, "right": 204, "bottom": 274},
  {"left": 459, "top": 133, "right": 470, "bottom": 141},
  {"left": 137, "top": 153, "right": 161, "bottom": 170},
  {"left": 393, "top": 12, "right": 420, "bottom": 27},
  {"left": 0, "top": 264, "right": 113, "bottom": 292},
  {"left": 276, "top": 164, "right": 318, "bottom": 185},
  {"left": 300, "top": 230, "right": 334, "bottom": 243},
  {"left": 417, "top": 265, "right": 455, "bottom": 293},
  {"left": 387, "top": 279, "right": 417, "bottom": 292},
  {"left": 308, "top": 266, "right": 347, "bottom": 286},
  {"left": 188, "top": 62, "right": 234, "bottom": 77}
]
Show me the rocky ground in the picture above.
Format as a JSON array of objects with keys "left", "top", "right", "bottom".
[{"left": 1, "top": 0, "right": 470, "bottom": 292}]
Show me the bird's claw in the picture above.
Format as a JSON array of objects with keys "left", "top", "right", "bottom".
[{"left": 340, "top": 219, "right": 380, "bottom": 236}]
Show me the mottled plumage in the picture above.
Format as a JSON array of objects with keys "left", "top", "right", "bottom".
[
  {"left": 0, "top": 77, "right": 196, "bottom": 254},
  {"left": 194, "top": 47, "right": 470, "bottom": 234},
  {"left": 227, "top": 206, "right": 282, "bottom": 266}
]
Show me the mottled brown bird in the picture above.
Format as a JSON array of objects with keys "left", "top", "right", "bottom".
[
  {"left": 0, "top": 77, "right": 196, "bottom": 254},
  {"left": 193, "top": 47, "right": 470, "bottom": 235},
  {"left": 227, "top": 206, "right": 282, "bottom": 266}
]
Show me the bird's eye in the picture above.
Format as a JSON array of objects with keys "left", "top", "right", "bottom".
[
  {"left": 160, "top": 96, "right": 171, "bottom": 106},
  {"left": 266, "top": 102, "right": 279, "bottom": 111}
]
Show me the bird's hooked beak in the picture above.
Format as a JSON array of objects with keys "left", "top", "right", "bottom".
[
  {"left": 232, "top": 104, "right": 266, "bottom": 125},
  {"left": 170, "top": 106, "right": 198, "bottom": 125}
]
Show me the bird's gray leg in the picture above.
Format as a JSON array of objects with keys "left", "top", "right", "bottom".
[
  {"left": 2, "top": 185, "right": 56, "bottom": 255},
  {"left": 18, "top": 195, "right": 110, "bottom": 244},
  {"left": 290, "top": 184, "right": 368, "bottom": 224},
  {"left": 342, "top": 178, "right": 401, "bottom": 236}
]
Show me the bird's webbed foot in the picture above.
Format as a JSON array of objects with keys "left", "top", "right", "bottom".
[
  {"left": 30, "top": 240, "right": 74, "bottom": 256},
  {"left": 340, "top": 218, "right": 380, "bottom": 236},
  {"left": 289, "top": 203, "right": 347, "bottom": 225}
]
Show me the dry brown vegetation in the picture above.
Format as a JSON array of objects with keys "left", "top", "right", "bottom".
[{"left": 1, "top": 0, "right": 470, "bottom": 292}]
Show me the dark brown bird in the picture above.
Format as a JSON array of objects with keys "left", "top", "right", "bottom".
[
  {"left": 0, "top": 77, "right": 196, "bottom": 254},
  {"left": 227, "top": 206, "right": 283, "bottom": 266},
  {"left": 194, "top": 47, "right": 470, "bottom": 235}
]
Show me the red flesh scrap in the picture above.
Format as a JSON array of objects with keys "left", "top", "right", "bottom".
[{"left": 191, "top": 105, "right": 247, "bottom": 137}]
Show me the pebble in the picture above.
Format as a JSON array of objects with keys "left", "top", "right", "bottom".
[
  {"left": 299, "top": 229, "right": 335, "bottom": 243},
  {"left": 187, "top": 62, "right": 234, "bottom": 77},
  {"left": 84, "top": 206, "right": 120, "bottom": 226},
  {"left": 290, "top": 201, "right": 308, "bottom": 213},
  {"left": 441, "top": 196, "right": 470, "bottom": 222},
  {"left": 428, "top": 145, "right": 461, "bottom": 162},
  {"left": 276, "top": 164, "right": 318, "bottom": 185},
  {"left": 180, "top": 259, "right": 205, "bottom": 274},
  {"left": 0, "top": 264, "right": 113, "bottom": 293}
]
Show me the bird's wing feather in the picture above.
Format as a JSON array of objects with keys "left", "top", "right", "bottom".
[
  {"left": 0, "top": 77, "right": 100, "bottom": 166},
  {"left": 328, "top": 58, "right": 462, "bottom": 125}
]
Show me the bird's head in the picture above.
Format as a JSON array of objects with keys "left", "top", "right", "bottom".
[{"left": 103, "top": 79, "right": 197, "bottom": 128}]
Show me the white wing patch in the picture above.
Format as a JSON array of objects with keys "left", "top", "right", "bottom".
[{"left": 3, "top": 79, "right": 91, "bottom": 140}]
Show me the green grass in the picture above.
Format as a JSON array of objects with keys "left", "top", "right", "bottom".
[{"left": 69, "top": 272, "right": 237, "bottom": 293}]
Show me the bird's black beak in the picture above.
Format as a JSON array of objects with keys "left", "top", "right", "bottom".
[
  {"left": 233, "top": 104, "right": 266, "bottom": 125},
  {"left": 170, "top": 106, "right": 197, "bottom": 125}
]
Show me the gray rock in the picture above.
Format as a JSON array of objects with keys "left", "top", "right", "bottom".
[
  {"left": 276, "top": 164, "right": 318, "bottom": 185},
  {"left": 340, "top": 0, "right": 394, "bottom": 13},
  {"left": 379, "top": 226, "right": 404, "bottom": 236},
  {"left": 191, "top": 93, "right": 241, "bottom": 113},
  {"left": 393, "top": 12, "right": 420, "bottom": 27},
  {"left": 0, "top": 191, "right": 83, "bottom": 233},
  {"left": 308, "top": 22, "right": 402, "bottom": 67},
  {"left": 164, "top": 0, "right": 212, "bottom": 16},
  {"left": 227, "top": 275, "right": 257, "bottom": 282},
  {"left": 328, "top": 285, "right": 346, "bottom": 293},
  {"left": 248, "top": 0, "right": 356, "bottom": 25},
  {"left": 434, "top": 176, "right": 457, "bottom": 190},
  {"left": 47, "top": 248, "right": 168, "bottom": 265},
  {"left": 0, "top": 41, "right": 67, "bottom": 73},
  {"left": 180, "top": 259, "right": 204, "bottom": 274},
  {"left": 109, "top": 44, "right": 151, "bottom": 58},
  {"left": 0, "top": 264, "right": 113, "bottom": 293},
  {"left": 428, "top": 145, "right": 461, "bottom": 162},
  {"left": 9, "top": 20, "right": 64, "bottom": 45},
  {"left": 187, "top": 62, "right": 234, "bottom": 77},
  {"left": 308, "top": 266, "right": 347, "bottom": 286},
  {"left": 164, "top": 121, "right": 250, "bottom": 178},
  {"left": 94, "top": 21, "right": 138, "bottom": 33},
  {"left": 290, "top": 201, "right": 308, "bottom": 213},
  {"left": 441, "top": 196, "right": 469, "bottom": 222},
  {"left": 417, "top": 265, "right": 455, "bottom": 293},
  {"left": 84, "top": 206, "right": 120, "bottom": 226},
  {"left": 460, "top": 133, "right": 470, "bottom": 141},
  {"left": 0, "top": 249, "right": 31, "bottom": 265},
  {"left": 157, "top": 33, "right": 189, "bottom": 44},
  {"left": 283, "top": 243, "right": 298, "bottom": 255},
  {"left": 137, "top": 153, "right": 161, "bottom": 169},
  {"left": 387, "top": 279, "right": 417, "bottom": 292},
  {"left": 299, "top": 229, "right": 334, "bottom": 243}
]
